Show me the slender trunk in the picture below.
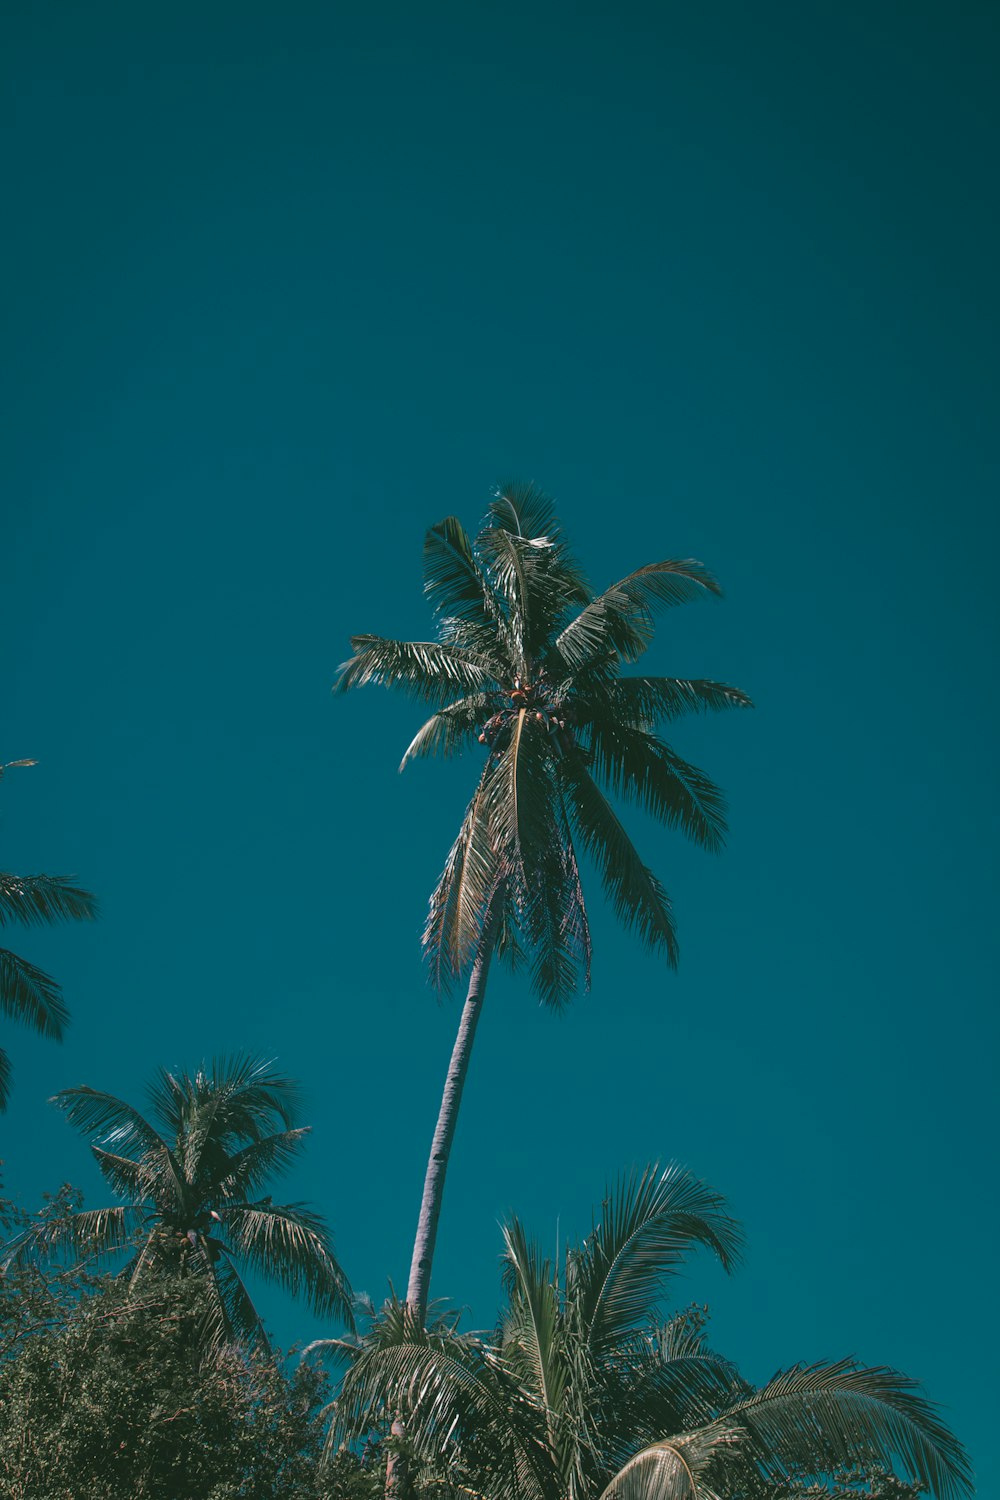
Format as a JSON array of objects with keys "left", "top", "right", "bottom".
[
  {"left": 385, "top": 906, "right": 500, "bottom": 1500},
  {"left": 405, "top": 903, "right": 499, "bottom": 1322}
]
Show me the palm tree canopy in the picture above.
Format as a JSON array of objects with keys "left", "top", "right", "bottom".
[
  {"left": 19, "top": 1054, "right": 354, "bottom": 1350},
  {"left": 0, "top": 759, "right": 98, "bottom": 1110},
  {"left": 335, "top": 484, "right": 751, "bottom": 1007},
  {"left": 329, "top": 1164, "right": 972, "bottom": 1500}
]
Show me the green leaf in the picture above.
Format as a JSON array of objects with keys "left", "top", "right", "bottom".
[
  {"left": 0, "top": 947, "right": 69, "bottom": 1038},
  {"left": 424, "top": 516, "right": 504, "bottom": 630},
  {"left": 0, "top": 873, "right": 98, "bottom": 929},
  {"left": 560, "top": 759, "right": 679, "bottom": 965},
  {"left": 574, "top": 1164, "right": 743, "bottom": 1355},
  {"left": 399, "top": 694, "right": 489, "bottom": 770},
  {"left": 723, "top": 1360, "right": 974, "bottom": 1500},
  {"left": 558, "top": 561, "right": 722, "bottom": 670},
  {"left": 335, "top": 636, "right": 497, "bottom": 701},
  {"left": 610, "top": 677, "right": 753, "bottom": 725},
  {"left": 586, "top": 723, "right": 728, "bottom": 852}
]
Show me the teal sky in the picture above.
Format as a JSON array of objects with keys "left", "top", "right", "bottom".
[{"left": 3, "top": 0, "right": 997, "bottom": 1489}]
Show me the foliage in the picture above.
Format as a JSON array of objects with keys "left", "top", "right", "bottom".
[
  {"left": 6, "top": 1054, "right": 354, "bottom": 1350},
  {"left": 326, "top": 1165, "right": 971, "bottom": 1500},
  {"left": 0, "top": 758, "right": 97, "bottom": 1109},
  {"left": 335, "top": 484, "right": 751, "bottom": 1006},
  {"left": 0, "top": 1266, "right": 331, "bottom": 1500}
]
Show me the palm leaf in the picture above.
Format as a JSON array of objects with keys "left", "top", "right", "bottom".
[
  {"left": 480, "top": 523, "right": 588, "bottom": 664},
  {"left": 598, "top": 1425, "right": 741, "bottom": 1500},
  {"left": 559, "top": 759, "right": 679, "bottom": 965},
  {"left": 0, "top": 948, "right": 69, "bottom": 1037},
  {"left": 500, "top": 1216, "right": 591, "bottom": 1499},
  {"left": 500, "top": 1218, "right": 569, "bottom": 1423},
  {"left": 586, "top": 724, "right": 728, "bottom": 853},
  {"left": 195, "top": 1241, "right": 270, "bottom": 1351},
  {"left": 722, "top": 1360, "right": 974, "bottom": 1500},
  {"left": 333, "top": 1299, "right": 552, "bottom": 1500},
  {"left": 610, "top": 678, "right": 753, "bottom": 726},
  {"left": 4, "top": 1204, "right": 146, "bottom": 1269},
  {"left": 51, "top": 1086, "right": 166, "bottom": 1158},
  {"left": 335, "top": 636, "right": 497, "bottom": 701},
  {"left": 557, "top": 561, "right": 721, "bottom": 670},
  {"left": 423, "top": 762, "right": 502, "bottom": 988},
  {"left": 520, "top": 816, "right": 590, "bottom": 1011},
  {"left": 575, "top": 1164, "right": 743, "bottom": 1355},
  {"left": 424, "top": 516, "right": 504, "bottom": 630},
  {"left": 399, "top": 694, "right": 490, "bottom": 770},
  {"left": 90, "top": 1145, "right": 160, "bottom": 1200},
  {"left": 216, "top": 1127, "right": 311, "bottom": 1199},
  {"left": 223, "top": 1200, "right": 354, "bottom": 1329},
  {"left": 487, "top": 481, "right": 561, "bottom": 542},
  {"left": 0, "top": 873, "right": 98, "bottom": 928}
]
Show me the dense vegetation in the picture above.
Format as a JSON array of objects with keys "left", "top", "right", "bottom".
[{"left": 0, "top": 492, "right": 973, "bottom": 1496}]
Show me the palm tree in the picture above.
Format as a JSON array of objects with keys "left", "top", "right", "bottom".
[
  {"left": 326, "top": 1164, "right": 972, "bottom": 1500},
  {"left": 335, "top": 484, "right": 750, "bottom": 1323},
  {"left": 0, "top": 758, "right": 97, "bottom": 1110},
  {"left": 19, "top": 1054, "right": 354, "bottom": 1350}
]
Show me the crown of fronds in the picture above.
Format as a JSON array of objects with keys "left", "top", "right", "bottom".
[{"left": 336, "top": 484, "right": 751, "bottom": 1005}]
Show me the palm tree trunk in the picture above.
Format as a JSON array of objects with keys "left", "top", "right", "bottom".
[
  {"left": 386, "top": 908, "right": 500, "bottom": 1500},
  {"left": 405, "top": 902, "right": 499, "bottom": 1323}
]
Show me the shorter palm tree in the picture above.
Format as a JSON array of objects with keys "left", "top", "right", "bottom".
[
  {"left": 325, "top": 1164, "right": 971, "bottom": 1500},
  {"left": 0, "top": 758, "right": 97, "bottom": 1110},
  {"left": 20, "top": 1054, "right": 354, "bottom": 1350}
]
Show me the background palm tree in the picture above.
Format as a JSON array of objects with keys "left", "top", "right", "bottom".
[
  {"left": 335, "top": 484, "right": 751, "bottom": 1323},
  {"left": 18, "top": 1053, "right": 354, "bottom": 1350},
  {"left": 326, "top": 1164, "right": 972, "bottom": 1500},
  {"left": 0, "top": 758, "right": 97, "bottom": 1111}
]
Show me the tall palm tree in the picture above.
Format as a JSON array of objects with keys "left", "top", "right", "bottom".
[
  {"left": 19, "top": 1054, "right": 354, "bottom": 1350},
  {"left": 335, "top": 484, "right": 750, "bottom": 1323},
  {"left": 0, "top": 758, "right": 97, "bottom": 1110},
  {"left": 326, "top": 1164, "right": 972, "bottom": 1500}
]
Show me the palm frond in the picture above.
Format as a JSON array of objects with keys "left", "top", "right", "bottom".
[
  {"left": 335, "top": 636, "right": 497, "bottom": 701},
  {"left": 223, "top": 1200, "right": 354, "bottom": 1329},
  {"left": 575, "top": 1164, "right": 742, "bottom": 1355},
  {"left": 500, "top": 1217, "right": 597, "bottom": 1500},
  {"left": 147, "top": 1053, "right": 300, "bottom": 1149},
  {"left": 722, "top": 1360, "right": 974, "bottom": 1500},
  {"left": 0, "top": 873, "right": 98, "bottom": 928},
  {"left": 51, "top": 1086, "right": 165, "bottom": 1158},
  {"left": 610, "top": 678, "right": 753, "bottom": 726},
  {"left": 598, "top": 1424, "right": 741, "bottom": 1500},
  {"left": 479, "top": 523, "right": 588, "bottom": 663},
  {"left": 500, "top": 1218, "right": 569, "bottom": 1422},
  {"left": 519, "top": 811, "right": 591, "bottom": 1011},
  {"left": 91, "top": 1145, "right": 160, "bottom": 1200},
  {"left": 0, "top": 758, "right": 38, "bottom": 776},
  {"left": 0, "top": 947, "right": 69, "bottom": 1037},
  {"left": 559, "top": 760, "right": 679, "bottom": 965},
  {"left": 216, "top": 1127, "right": 311, "bottom": 1199},
  {"left": 423, "top": 762, "right": 502, "bottom": 988},
  {"left": 557, "top": 561, "right": 721, "bottom": 670},
  {"left": 4, "top": 1204, "right": 145, "bottom": 1269},
  {"left": 195, "top": 1242, "right": 270, "bottom": 1351},
  {"left": 399, "top": 694, "right": 490, "bottom": 771},
  {"left": 333, "top": 1297, "right": 552, "bottom": 1500},
  {"left": 0, "top": 1048, "right": 10, "bottom": 1111},
  {"left": 143, "top": 1065, "right": 189, "bottom": 1136},
  {"left": 605, "top": 1322, "right": 746, "bottom": 1449},
  {"left": 71, "top": 1205, "right": 146, "bottom": 1259},
  {"left": 487, "top": 481, "right": 561, "bottom": 542},
  {"left": 424, "top": 516, "right": 505, "bottom": 630},
  {"left": 586, "top": 725, "right": 728, "bottom": 853}
]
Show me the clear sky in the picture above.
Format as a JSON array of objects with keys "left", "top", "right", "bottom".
[{"left": 3, "top": 0, "right": 997, "bottom": 1489}]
